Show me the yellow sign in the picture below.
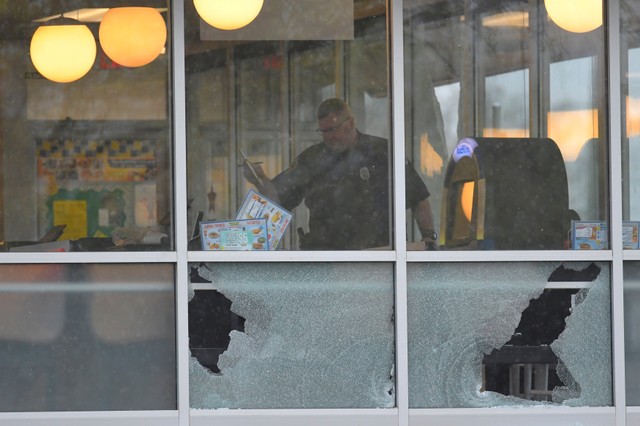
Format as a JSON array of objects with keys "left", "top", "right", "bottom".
[{"left": 53, "top": 200, "right": 87, "bottom": 240}]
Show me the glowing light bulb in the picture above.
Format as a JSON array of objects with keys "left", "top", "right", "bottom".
[
  {"left": 30, "top": 20, "right": 97, "bottom": 83},
  {"left": 99, "top": 7, "right": 167, "bottom": 67},
  {"left": 544, "top": 0, "right": 602, "bottom": 33},
  {"left": 193, "top": 0, "right": 264, "bottom": 30}
]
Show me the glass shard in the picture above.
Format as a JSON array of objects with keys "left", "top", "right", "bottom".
[
  {"left": 408, "top": 262, "right": 611, "bottom": 408},
  {"left": 190, "top": 262, "right": 395, "bottom": 409}
]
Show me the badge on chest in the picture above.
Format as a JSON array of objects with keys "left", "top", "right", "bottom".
[{"left": 359, "top": 166, "right": 370, "bottom": 181}]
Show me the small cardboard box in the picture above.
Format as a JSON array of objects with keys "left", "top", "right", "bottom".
[
  {"left": 571, "top": 221, "right": 607, "bottom": 250},
  {"left": 623, "top": 221, "right": 640, "bottom": 250}
]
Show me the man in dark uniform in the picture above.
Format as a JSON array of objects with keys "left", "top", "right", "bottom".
[{"left": 243, "top": 98, "right": 437, "bottom": 250}]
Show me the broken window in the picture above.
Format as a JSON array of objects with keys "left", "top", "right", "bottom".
[
  {"left": 407, "top": 262, "right": 611, "bottom": 407},
  {"left": 189, "top": 262, "right": 395, "bottom": 409}
]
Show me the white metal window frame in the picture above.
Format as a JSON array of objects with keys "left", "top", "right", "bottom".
[{"left": 0, "top": 0, "right": 633, "bottom": 425}]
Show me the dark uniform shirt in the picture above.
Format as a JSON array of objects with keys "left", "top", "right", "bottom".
[{"left": 272, "top": 132, "right": 430, "bottom": 250}]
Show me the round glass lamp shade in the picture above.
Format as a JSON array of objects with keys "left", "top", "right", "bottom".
[
  {"left": 30, "top": 22, "right": 97, "bottom": 83},
  {"left": 193, "top": 0, "right": 264, "bottom": 30},
  {"left": 99, "top": 7, "right": 167, "bottom": 67},
  {"left": 544, "top": 0, "right": 602, "bottom": 33}
]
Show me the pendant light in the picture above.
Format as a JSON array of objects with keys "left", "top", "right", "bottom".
[
  {"left": 193, "top": 0, "right": 264, "bottom": 31},
  {"left": 99, "top": 7, "right": 167, "bottom": 68},
  {"left": 544, "top": 0, "right": 602, "bottom": 33},
  {"left": 30, "top": 17, "right": 97, "bottom": 83}
]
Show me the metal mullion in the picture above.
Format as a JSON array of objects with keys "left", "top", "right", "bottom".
[
  {"left": 606, "top": 0, "right": 627, "bottom": 424},
  {"left": 390, "top": 1, "right": 410, "bottom": 426},
  {"left": 623, "top": 250, "right": 640, "bottom": 261},
  {"left": 410, "top": 407, "right": 614, "bottom": 425},
  {"left": 187, "top": 250, "right": 397, "bottom": 263},
  {"left": 170, "top": 0, "right": 191, "bottom": 424},
  {"left": 0, "top": 251, "right": 177, "bottom": 264},
  {"left": 191, "top": 409, "right": 398, "bottom": 426},
  {"left": 407, "top": 249, "right": 613, "bottom": 263},
  {"left": 0, "top": 411, "right": 178, "bottom": 426},
  {"left": 528, "top": 0, "right": 541, "bottom": 137}
]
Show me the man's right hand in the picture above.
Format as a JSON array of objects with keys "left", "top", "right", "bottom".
[
  {"left": 241, "top": 161, "right": 281, "bottom": 203},
  {"left": 242, "top": 161, "right": 266, "bottom": 188}
]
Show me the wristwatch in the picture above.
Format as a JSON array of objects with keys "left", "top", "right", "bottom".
[{"left": 421, "top": 229, "right": 438, "bottom": 241}]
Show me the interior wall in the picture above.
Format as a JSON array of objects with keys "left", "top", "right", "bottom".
[
  {"left": 26, "top": 56, "right": 168, "bottom": 121},
  {"left": 2, "top": 42, "right": 36, "bottom": 241}
]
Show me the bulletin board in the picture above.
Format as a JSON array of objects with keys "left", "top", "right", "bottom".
[
  {"left": 46, "top": 189, "right": 125, "bottom": 241},
  {"left": 37, "top": 139, "right": 157, "bottom": 183},
  {"left": 36, "top": 138, "right": 158, "bottom": 240}
]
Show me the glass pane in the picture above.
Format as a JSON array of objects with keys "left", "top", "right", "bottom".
[
  {"left": 408, "top": 262, "right": 611, "bottom": 407},
  {"left": 186, "top": 1, "right": 431, "bottom": 251},
  {"left": 0, "top": 264, "right": 176, "bottom": 411},
  {"left": 0, "top": 3, "right": 173, "bottom": 252},
  {"left": 624, "top": 262, "right": 640, "bottom": 405},
  {"left": 404, "top": 0, "right": 608, "bottom": 250},
  {"left": 622, "top": 0, "right": 640, "bottom": 249},
  {"left": 189, "top": 262, "right": 394, "bottom": 408}
]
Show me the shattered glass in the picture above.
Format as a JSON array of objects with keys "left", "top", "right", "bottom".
[
  {"left": 624, "top": 262, "right": 640, "bottom": 405},
  {"left": 407, "top": 262, "right": 611, "bottom": 408},
  {"left": 189, "top": 262, "right": 395, "bottom": 409}
]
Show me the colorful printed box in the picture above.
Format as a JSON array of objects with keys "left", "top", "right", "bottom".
[
  {"left": 623, "top": 221, "right": 640, "bottom": 250},
  {"left": 200, "top": 219, "right": 269, "bottom": 251},
  {"left": 571, "top": 221, "right": 607, "bottom": 250},
  {"left": 236, "top": 189, "right": 292, "bottom": 250}
]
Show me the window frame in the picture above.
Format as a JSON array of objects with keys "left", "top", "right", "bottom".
[{"left": 0, "top": 0, "right": 631, "bottom": 425}]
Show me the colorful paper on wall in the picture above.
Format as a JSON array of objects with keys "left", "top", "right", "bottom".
[{"left": 53, "top": 200, "right": 87, "bottom": 240}]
